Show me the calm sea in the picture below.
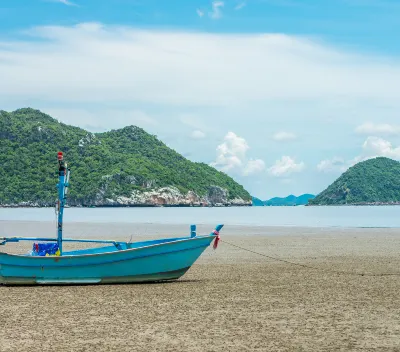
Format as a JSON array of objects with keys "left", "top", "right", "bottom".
[{"left": 0, "top": 206, "right": 399, "bottom": 228}]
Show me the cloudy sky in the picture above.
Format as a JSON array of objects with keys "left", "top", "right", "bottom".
[{"left": 1, "top": 0, "right": 400, "bottom": 199}]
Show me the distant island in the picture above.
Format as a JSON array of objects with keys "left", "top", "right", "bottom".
[
  {"left": 309, "top": 157, "right": 400, "bottom": 206},
  {"left": 0, "top": 108, "right": 252, "bottom": 207},
  {"left": 252, "top": 194, "right": 315, "bottom": 206}
]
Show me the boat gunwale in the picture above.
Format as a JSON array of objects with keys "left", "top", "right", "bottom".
[
  {"left": 0, "top": 243, "right": 210, "bottom": 269},
  {"left": 0, "top": 234, "right": 216, "bottom": 261}
]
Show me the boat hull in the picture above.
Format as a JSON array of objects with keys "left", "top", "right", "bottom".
[{"left": 0, "top": 235, "right": 214, "bottom": 285}]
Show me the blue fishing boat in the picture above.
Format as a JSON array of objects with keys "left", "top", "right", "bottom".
[{"left": 0, "top": 152, "right": 222, "bottom": 285}]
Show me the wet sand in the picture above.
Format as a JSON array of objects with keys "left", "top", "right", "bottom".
[{"left": 1, "top": 222, "right": 400, "bottom": 351}]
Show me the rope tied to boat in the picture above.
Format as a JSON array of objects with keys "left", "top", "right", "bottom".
[{"left": 220, "top": 239, "right": 400, "bottom": 277}]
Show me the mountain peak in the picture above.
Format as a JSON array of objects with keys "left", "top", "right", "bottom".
[{"left": 11, "top": 108, "right": 58, "bottom": 124}]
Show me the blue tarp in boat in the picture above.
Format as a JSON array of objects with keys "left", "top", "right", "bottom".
[{"left": 32, "top": 243, "right": 59, "bottom": 256}]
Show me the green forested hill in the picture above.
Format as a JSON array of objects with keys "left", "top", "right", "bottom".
[
  {"left": 309, "top": 157, "right": 400, "bottom": 205},
  {"left": 0, "top": 108, "right": 251, "bottom": 206}
]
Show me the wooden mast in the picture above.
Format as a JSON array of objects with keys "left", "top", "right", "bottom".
[{"left": 56, "top": 152, "right": 70, "bottom": 255}]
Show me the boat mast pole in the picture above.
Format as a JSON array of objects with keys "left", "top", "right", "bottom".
[{"left": 56, "top": 151, "right": 69, "bottom": 255}]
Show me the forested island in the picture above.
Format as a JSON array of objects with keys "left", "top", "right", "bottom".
[
  {"left": 253, "top": 194, "right": 315, "bottom": 206},
  {"left": 0, "top": 108, "right": 251, "bottom": 207},
  {"left": 309, "top": 157, "right": 400, "bottom": 205}
]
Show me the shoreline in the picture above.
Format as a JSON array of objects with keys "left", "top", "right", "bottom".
[
  {"left": 0, "top": 221, "right": 348, "bottom": 231},
  {"left": 2, "top": 219, "right": 400, "bottom": 229},
  {"left": 2, "top": 221, "right": 400, "bottom": 238},
  {"left": 306, "top": 202, "right": 400, "bottom": 206},
  {"left": 2, "top": 218, "right": 400, "bottom": 229},
  {"left": 0, "top": 204, "right": 252, "bottom": 208},
  {"left": 2, "top": 202, "right": 400, "bottom": 208},
  {"left": 2, "top": 206, "right": 400, "bottom": 228}
]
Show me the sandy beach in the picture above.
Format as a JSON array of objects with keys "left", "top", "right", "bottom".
[{"left": 1, "top": 221, "right": 400, "bottom": 351}]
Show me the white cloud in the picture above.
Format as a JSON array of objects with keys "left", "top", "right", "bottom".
[
  {"left": 273, "top": 131, "right": 297, "bottom": 141},
  {"left": 361, "top": 136, "right": 400, "bottom": 160},
  {"left": 244, "top": 159, "right": 266, "bottom": 175},
  {"left": 355, "top": 122, "right": 400, "bottom": 136},
  {"left": 54, "top": 0, "right": 78, "bottom": 6},
  {"left": 235, "top": 2, "right": 246, "bottom": 10},
  {"left": 191, "top": 130, "right": 206, "bottom": 139},
  {"left": 317, "top": 157, "right": 348, "bottom": 173},
  {"left": 196, "top": 9, "right": 204, "bottom": 17},
  {"left": 348, "top": 137, "right": 400, "bottom": 165},
  {"left": 211, "top": 132, "right": 265, "bottom": 175},
  {"left": 1, "top": 23, "right": 400, "bottom": 107},
  {"left": 318, "top": 137, "right": 400, "bottom": 174},
  {"left": 211, "top": 132, "right": 248, "bottom": 171},
  {"left": 209, "top": 1, "right": 224, "bottom": 19},
  {"left": 268, "top": 156, "right": 305, "bottom": 177}
]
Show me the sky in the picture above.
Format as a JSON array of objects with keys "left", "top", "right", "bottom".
[{"left": 1, "top": 0, "right": 400, "bottom": 199}]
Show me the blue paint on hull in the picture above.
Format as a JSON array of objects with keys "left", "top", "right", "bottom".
[{"left": 0, "top": 235, "right": 214, "bottom": 285}]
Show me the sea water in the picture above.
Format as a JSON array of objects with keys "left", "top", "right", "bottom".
[{"left": 0, "top": 206, "right": 399, "bottom": 228}]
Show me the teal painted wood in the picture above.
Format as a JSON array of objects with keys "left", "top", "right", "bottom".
[{"left": 0, "top": 235, "right": 215, "bottom": 285}]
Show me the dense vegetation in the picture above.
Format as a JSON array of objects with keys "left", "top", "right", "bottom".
[
  {"left": 0, "top": 108, "right": 251, "bottom": 205},
  {"left": 309, "top": 157, "right": 400, "bottom": 205},
  {"left": 253, "top": 194, "right": 315, "bottom": 206}
]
